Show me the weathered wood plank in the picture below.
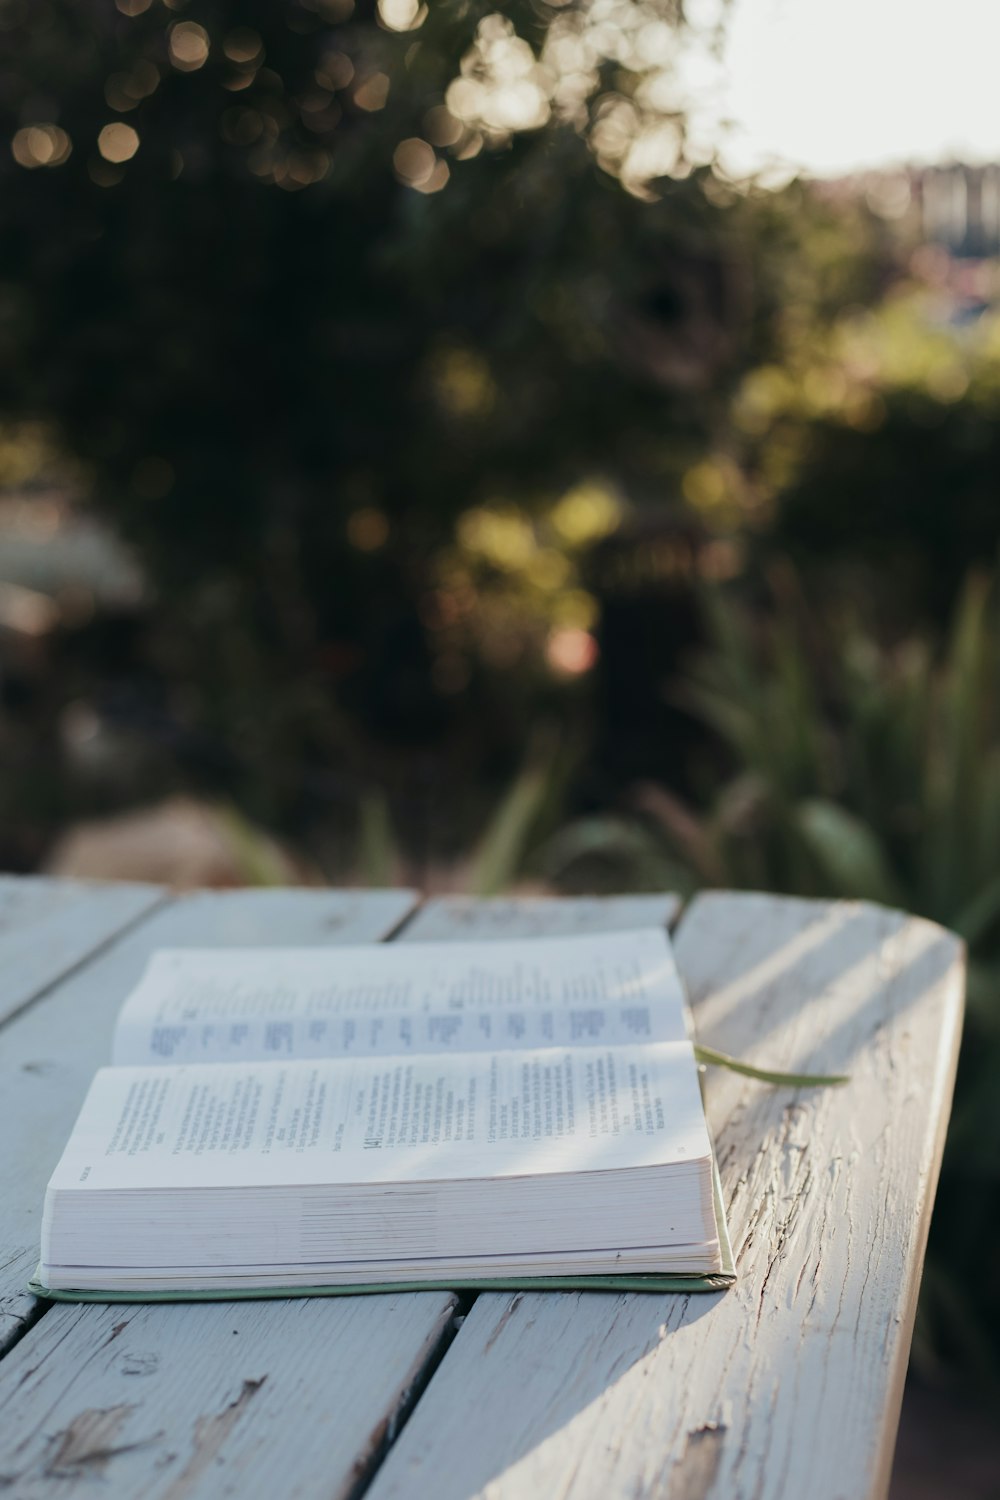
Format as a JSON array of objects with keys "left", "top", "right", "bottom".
[
  {"left": 0, "top": 875, "right": 164, "bottom": 1029},
  {"left": 0, "top": 1292, "right": 456, "bottom": 1500},
  {"left": 367, "top": 893, "right": 965, "bottom": 1500},
  {"left": 0, "top": 885, "right": 464, "bottom": 1500},
  {"left": 401, "top": 892, "right": 680, "bottom": 942},
  {"left": 0, "top": 886, "right": 417, "bottom": 1350}
]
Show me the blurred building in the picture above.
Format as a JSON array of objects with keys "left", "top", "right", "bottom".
[
  {"left": 917, "top": 162, "right": 1000, "bottom": 257},
  {"left": 822, "top": 160, "right": 1000, "bottom": 259}
]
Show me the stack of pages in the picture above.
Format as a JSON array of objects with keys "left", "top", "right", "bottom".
[{"left": 35, "top": 927, "right": 734, "bottom": 1300}]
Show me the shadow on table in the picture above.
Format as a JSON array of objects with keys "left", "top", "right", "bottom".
[{"left": 367, "top": 894, "right": 965, "bottom": 1500}]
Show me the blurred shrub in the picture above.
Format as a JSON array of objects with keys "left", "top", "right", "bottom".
[
  {"left": 729, "top": 269, "right": 1000, "bottom": 621},
  {"left": 547, "top": 569, "right": 1000, "bottom": 1377},
  {"left": 0, "top": 0, "right": 769, "bottom": 855}
]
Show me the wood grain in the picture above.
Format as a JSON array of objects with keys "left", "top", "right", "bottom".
[
  {"left": 0, "top": 875, "right": 163, "bottom": 1029},
  {"left": 0, "top": 1291, "right": 456, "bottom": 1500},
  {"left": 367, "top": 893, "right": 965, "bottom": 1500},
  {"left": 0, "top": 886, "right": 416, "bottom": 1350},
  {"left": 0, "top": 885, "right": 466, "bottom": 1500},
  {"left": 401, "top": 893, "right": 681, "bottom": 942}
]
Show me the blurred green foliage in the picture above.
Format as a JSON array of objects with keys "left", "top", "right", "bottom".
[
  {"left": 731, "top": 263, "right": 1000, "bottom": 620},
  {"left": 0, "top": 0, "right": 753, "bottom": 861},
  {"left": 547, "top": 570, "right": 1000, "bottom": 1377}
]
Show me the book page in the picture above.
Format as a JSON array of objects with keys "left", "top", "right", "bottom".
[
  {"left": 111, "top": 930, "right": 690, "bottom": 1066},
  {"left": 47, "top": 1040, "right": 711, "bottom": 1192}
]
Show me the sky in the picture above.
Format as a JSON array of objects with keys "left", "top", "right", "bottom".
[{"left": 713, "top": 0, "right": 1000, "bottom": 178}]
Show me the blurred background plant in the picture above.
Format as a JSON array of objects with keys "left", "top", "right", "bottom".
[
  {"left": 1, "top": 0, "right": 1000, "bottom": 1414},
  {"left": 543, "top": 570, "right": 1000, "bottom": 1382},
  {"left": 0, "top": 0, "right": 761, "bottom": 876}
]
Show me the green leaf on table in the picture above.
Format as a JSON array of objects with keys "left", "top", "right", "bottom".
[{"left": 694, "top": 1043, "right": 849, "bottom": 1088}]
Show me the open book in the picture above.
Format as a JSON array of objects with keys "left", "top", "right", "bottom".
[{"left": 34, "top": 928, "right": 735, "bottom": 1301}]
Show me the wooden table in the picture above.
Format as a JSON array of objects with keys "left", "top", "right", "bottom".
[{"left": 0, "top": 879, "right": 964, "bottom": 1500}]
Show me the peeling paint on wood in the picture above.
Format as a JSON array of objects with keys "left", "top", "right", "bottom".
[
  {"left": 0, "top": 885, "right": 469, "bottom": 1500},
  {"left": 157, "top": 1378, "right": 265, "bottom": 1500},
  {"left": 0, "top": 887, "right": 963, "bottom": 1500},
  {"left": 365, "top": 893, "right": 964, "bottom": 1500},
  {"left": 0, "top": 1295, "right": 458, "bottom": 1500},
  {"left": 671, "top": 1422, "right": 727, "bottom": 1500},
  {"left": 43, "top": 1405, "right": 156, "bottom": 1478}
]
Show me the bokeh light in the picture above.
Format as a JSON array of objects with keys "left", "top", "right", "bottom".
[
  {"left": 550, "top": 484, "right": 622, "bottom": 547},
  {"left": 169, "top": 22, "right": 211, "bottom": 73},
  {"left": 354, "top": 73, "right": 390, "bottom": 112},
  {"left": 316, "top": 52, "right": 355, "bottom": 90},
  {"left": 446, "top": 15, "right": 551, "bottom": 139},
  {"left": 377, "top": 0, "right": 426, "bottom": 33},
  {"left": 97, "top": 123, "right": 140, "bottom": 164},
  {"left": 546, "top": 628, "right": 599, "bottom": 676},
  {"left": 393, "top": 137, "right": 435, "bottom": 188},
  {"left": 223, "top": 29, "right": 264, "bottom": 66},
  {"left": 11, "top": 125, "right": 72, "bottom": 169}
]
